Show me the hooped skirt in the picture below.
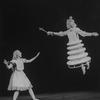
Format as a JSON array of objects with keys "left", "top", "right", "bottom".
[{"left": 8, "top": 70, "right": 33, "bottom": 91}]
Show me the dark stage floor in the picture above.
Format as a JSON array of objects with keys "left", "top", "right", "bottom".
[{"left": 0, "top": 92, "right": 100, "bottom": 100}]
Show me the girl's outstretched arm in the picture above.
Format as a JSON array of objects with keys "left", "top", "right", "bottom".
[{"left": 25, "top": 52, "right": 40, "bottom": 63}]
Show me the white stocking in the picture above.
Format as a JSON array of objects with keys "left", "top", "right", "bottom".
[
  {"left": 29, "top": 88, "right": 39, "bottom": 100},
  {"left": 13, "top": 91, "right": 19, "bottom": 100}
]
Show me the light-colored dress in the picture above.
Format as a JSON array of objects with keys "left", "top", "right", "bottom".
[
  {"left": 55, "top": 28, "right": 91, "bottom": 66},
  {"left": 66, "top": 28, "right": 91, "bottom": 66},
  {"left": 8, "top": 58, "right": 33, "bottom": 91}
]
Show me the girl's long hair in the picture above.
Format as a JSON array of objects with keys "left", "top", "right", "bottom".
[
  {"left": 11, "top": 50, "right": 21, "bottom": 71},
  {"left": 12, "top": 50, "right": 21, "bottom": 60}
]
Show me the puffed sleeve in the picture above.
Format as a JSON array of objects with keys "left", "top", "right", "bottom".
[
  {"left": 22, "top": 58, "right": 26, "bottom": 63},
  {"left": 7, "top": 60, "right": 14, "bottom": 69},
  {"left": 77, "top": 28, "right": 92, "bottom": 37}
]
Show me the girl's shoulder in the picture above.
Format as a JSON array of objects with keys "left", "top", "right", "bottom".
[
  {"left": 10, "top": 59, "right": 16, "bottom": 63},
  {"left": 10, "top": 59, "right": 16, "bottom": 66},
  {"left": 20, "top": 58, "right": 26, "bottom": 62}
]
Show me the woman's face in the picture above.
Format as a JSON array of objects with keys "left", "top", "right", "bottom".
[
  {"left": 66, "top": 16, "right": 77, "bottom": 29},
  {"left": 66, "top": 21, "right": 76, "bottom": 29}
]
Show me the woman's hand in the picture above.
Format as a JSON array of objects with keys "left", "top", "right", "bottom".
[
  {"left": 92, "top": 32, "right": 99, "bottom": 36},
  {"left": 47, "top": 31, "right": 54, "bottom": 36}
]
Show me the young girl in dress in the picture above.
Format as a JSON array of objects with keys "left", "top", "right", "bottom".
[{"left": 4, "top": 50, "right": 40, "bottom": 100}]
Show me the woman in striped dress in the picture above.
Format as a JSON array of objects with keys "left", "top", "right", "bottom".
[{"left": 39, "top": 16, "right": 99, "bottom": 75}]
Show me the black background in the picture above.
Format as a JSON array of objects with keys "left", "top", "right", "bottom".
[{"left": 0, "top": 0, "right": 100, "bottom": 96}]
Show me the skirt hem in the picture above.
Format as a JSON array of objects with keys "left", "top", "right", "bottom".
[{"left": 8, "top": 85, "right": 33, "bottom": 91}]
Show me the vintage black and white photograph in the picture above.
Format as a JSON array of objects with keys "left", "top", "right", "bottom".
[{"left": 0, "top": 0, "right": 100, "bottom": 100}]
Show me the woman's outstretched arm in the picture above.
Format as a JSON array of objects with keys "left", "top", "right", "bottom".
[
  {"left": 77, "top": 28, "right": 99, "bottom": 37},
  {"left": 39, "top": 27, "right": 67, "bottom": 37}
]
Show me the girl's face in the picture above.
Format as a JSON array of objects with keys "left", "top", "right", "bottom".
[
  {"left": 13, "top": 50, "right": 22, "bottom": 59},
  {"left": 19, "top": 52, "right": 22, "bottom": 57},
  {"left": 17, "top": 51, "right": 22, "bottom": 58}
]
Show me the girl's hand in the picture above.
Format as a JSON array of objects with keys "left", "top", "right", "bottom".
[
  {"left": 3, "top": 59, "right": 8, "bottom": 65},
  {"left": 36, "top": 52, "right": 40, "bottom": 57}
]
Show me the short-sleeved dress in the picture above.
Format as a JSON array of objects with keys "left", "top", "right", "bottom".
[{"left": 8, "top": 58, "right": 33, "bottom": 91}]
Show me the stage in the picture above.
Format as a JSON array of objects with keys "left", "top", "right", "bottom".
[{"left": 0, "top": 92, "right": 100, "bottom": 100}]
